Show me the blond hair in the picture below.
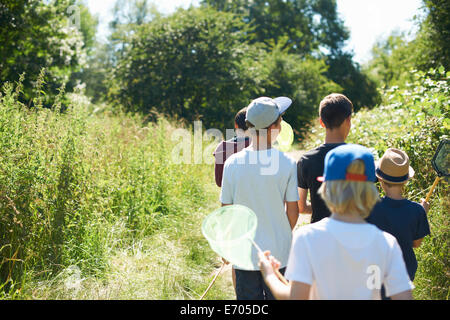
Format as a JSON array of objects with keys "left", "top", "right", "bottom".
[{"left": 318, "top": 160, "right": 379, "bottom": 218}]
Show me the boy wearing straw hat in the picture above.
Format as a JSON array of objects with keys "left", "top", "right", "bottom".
[
  {"left": 220, "top": 96, "right": 299, "bottom": 300},
  {"left": 367, "top": 148, "right": 430, "bottom": 299},
  {"left": 259, "top": 144, "right": 414, "bottom": 300}
]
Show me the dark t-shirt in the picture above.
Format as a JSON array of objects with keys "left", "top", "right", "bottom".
[
  {"left": 297, "top": 143, "right": 345, "bottom": 223},
  {"left": 366, "top": 197, "right": 431, "bottom": 280}
]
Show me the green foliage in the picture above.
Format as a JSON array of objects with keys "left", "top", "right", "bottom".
[
  {"left": 301, "top": 68, "right": 449, "bottom": 299},
  {"left": 365, "top": 32, "right": 417, "bottom": 88},
  {"left": 202, "top": 0, "right": 379, "bottom": 113},
  {"left": 202, "top": 0, "right": 349, "bottom": 55},
  {"left": 255, "top": 41, "right": 342, "bottom": 135},
  {"left": 365, "top": 0, "right": 450, "bottom": 88},
  {"left": 417, "top": 0, "right": 450, "bottom": 71},
  {"left": 0, "top": 75, "right": 216, "bottom": 298},
  {"left": 112, "top": 7, "right": 260, "bottom": 130},
  {"left": 326, "top": 53, "right": 381, "bottom": 110},
  {"left": 111, "top": 5, "right": 351, "bottom": 133}
]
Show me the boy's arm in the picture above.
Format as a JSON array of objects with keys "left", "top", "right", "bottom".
[
  {"left": 412, "top": 238, "right": 424, "bottom": 248},
  {"left": 296, "top": 158, "right": 311, "bottom": 214},
  {"left": 220, "top": 161, "right": 234, "bottom": 206},
  {"left": 259, "top": 251, "right": 310, "bottom": 300},
  {"left": 413, "top": 200, "right": 431, "bottom": 248},
  {"left": 285, "top": 164, "right": 300, "bottom": 229},
  {"left": 286, "top": 201, "right": 299, "bottom": 230},
  {"left": 263, "top": 275, "right": 310, "bottom": 300},
  {"left": 298, "top": 188, "right": 312, "bottom": 214}
]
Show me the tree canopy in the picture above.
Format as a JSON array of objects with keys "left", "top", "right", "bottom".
[
  {"left": 201, "top": 0, "right": 379, "bottom": 110},
  {"left": 0, "top": 0, "right": 447, "bottom": 134}
]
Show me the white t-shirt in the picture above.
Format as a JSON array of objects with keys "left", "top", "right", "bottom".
[
  {"left": 220, "top": 148, "right": 299, "bottom": 271},
  {"left": 285, "top": 218, "right": 414, "bottom": 300}
]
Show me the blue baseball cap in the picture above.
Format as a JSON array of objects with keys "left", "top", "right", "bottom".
[{"left": 317, "top": 144, "right": 377, "bottom": 182}]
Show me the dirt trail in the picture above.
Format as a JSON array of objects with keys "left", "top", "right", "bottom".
[
  {"left": 286, "top": 148, "right": 311, "bottom": 226},
  {"left": 286, "top": 149, "right": 305, "bottom": 162}
]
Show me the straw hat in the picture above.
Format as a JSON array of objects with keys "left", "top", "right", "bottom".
[{"left": 375, "top": 148, "right": 415, "bottom": 184}]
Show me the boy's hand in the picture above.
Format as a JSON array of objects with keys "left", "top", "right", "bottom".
[
  {"left": 221, "top": 257, "right": 230, "bottom": 265},
  {"left": 420, "top": 198, "right": 430, "bottom": 213},
  {"left": 258, "top": 251, "right": 281, "bottom": 280}
]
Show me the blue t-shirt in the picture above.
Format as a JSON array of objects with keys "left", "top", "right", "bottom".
[{"left": 366, "top": 197, "right": 430, "bottom": 280}]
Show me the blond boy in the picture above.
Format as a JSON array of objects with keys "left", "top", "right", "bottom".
[{"left": 259, "top": 144, "right": 414, "bottom": 300}]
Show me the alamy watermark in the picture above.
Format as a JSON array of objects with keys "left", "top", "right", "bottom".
[
  {"left": 366, "top": 265, "right": 382, "bottom": 290},
  {"left": 67, "top": 5, "right": 81, "bottom": 30},
  {"left": 170, "top": 121, "right": 282, "bottom": 176}
]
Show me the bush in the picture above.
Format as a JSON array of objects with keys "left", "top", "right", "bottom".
[{"left": 112, "top": 7, "right": 258, "bottom": 131}]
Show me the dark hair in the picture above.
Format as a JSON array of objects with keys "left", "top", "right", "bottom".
[
  {"left": 319, "top": 94, "right": 353, "bottom": 130},
  {"left": 235, "top": 107, "right": 248, "bottom": 131}
]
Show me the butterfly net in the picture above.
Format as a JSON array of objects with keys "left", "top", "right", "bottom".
[{"left": 202, "top": 205, "right": 257, "bottom": 270}]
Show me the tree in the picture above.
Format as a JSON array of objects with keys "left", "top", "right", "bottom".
[
  {"left": 109, "top": 0, "right": 160, "bottom": 62},
  {"left": 253, "top": 39, "right": 342, "bottom": 134},
  {"left": 364, "top": 32, "right": 417, "bottom": 88},
  {"left": 112, "top": 7, "right": 260, "bottom": 129},
  {"left": 364, "top": 0, "right": 450, "bottom": 91},
  {"left": 202, "top": 0, "right": 349, "bottom": 56},
  {"left": 202, "top": 0, "right": 380, "bottom": 110},
  {"left": 326, "top": 53, "right": 380, "bottom": 110},
  {"left": 0, "top": 0, "right": 97, "bottom": 105},
  {"left": 414, "top": 0, "right": 450, "bottom": 71}
]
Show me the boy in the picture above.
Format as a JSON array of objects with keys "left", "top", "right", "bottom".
[
  {"left": 297, "top": 93, "right": 353, "bottom": 223},
  {"left": 220, "top": 96, "right": 299, "bottom": 300},
  {"left": 367, "top": 148, "right": 430, "bottom": 299},
  {"left": 259, "top": 144, "right": 414, "bottom": 300},
  {"left": 213, "top": 107, "right": 251, "bottom": 187}
]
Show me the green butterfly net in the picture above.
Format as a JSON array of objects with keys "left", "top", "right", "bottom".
[
  {"left": 202, "top": 205, "right": 258, "bottom": 270},
  {"left": 275, "top": 120, "right": 294, "bottom": 152}
]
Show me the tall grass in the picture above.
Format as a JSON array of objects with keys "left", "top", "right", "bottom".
[
  {"left": 300, "top": 68, "right": 449, "bottom": 300},
  {"left": 0, "top": 74, "right": 233, "bottom": 299}
]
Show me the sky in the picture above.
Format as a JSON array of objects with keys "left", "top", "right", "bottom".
[{"left": 85, "top": 0, "right": 424, "bottom": 64}]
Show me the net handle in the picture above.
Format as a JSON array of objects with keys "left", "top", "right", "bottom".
[
  {"left": 249, "top": 239, "right": 289, "bottom": 286},
  {"left": 425, "top": 177, "right": 441, "bottom": 203},
  {"left": 199, "top": 262, "right": 226, "bottom": 300}
]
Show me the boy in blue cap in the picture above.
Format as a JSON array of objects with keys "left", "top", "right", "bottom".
[{"left": 259, "top": 144, "right": 414, "bottom": 300}]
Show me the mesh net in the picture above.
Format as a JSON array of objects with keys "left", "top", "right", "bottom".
[
  {"left": 275, "top": 120, "right": 294, "bottom": 152},
  {"left": 202, "top": 205, "right": 257, "bottom": 270},
  {"left": 433, "top": 140, "right": 449, "bottom": 177}
]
